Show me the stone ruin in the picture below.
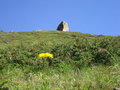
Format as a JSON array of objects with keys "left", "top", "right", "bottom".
[{"left": 56, "top": 21, "right": 69, "bottom": 32}]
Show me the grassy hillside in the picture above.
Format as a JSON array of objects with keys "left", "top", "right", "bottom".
[{"left": 0, "top": 31, "right": 120, "bottom": 90}]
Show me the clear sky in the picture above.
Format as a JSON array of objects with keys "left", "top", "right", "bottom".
[{"left": 0, "top": 0, "right": 120, "bottom": 36}]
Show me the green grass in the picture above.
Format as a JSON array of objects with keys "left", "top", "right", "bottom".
[
  {"left": 1, "top": 64, "right": 120, "bottom": 90},
  {"left": 0, "top": 31, "right": 120, "bottom": 90}
]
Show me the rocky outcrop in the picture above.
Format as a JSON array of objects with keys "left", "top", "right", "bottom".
[{"left": 57, "top": 21, "right": 69, "bottom": 32}]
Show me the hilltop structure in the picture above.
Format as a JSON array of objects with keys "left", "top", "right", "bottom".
[{"left": 57, "top": 21, "right": 69, "bottom": 32}]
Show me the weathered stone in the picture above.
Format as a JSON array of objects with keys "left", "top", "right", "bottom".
[{"left": 57, "top": 21, "right": 69, "bottom": 32}]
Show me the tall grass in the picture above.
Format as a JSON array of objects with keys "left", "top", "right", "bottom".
[{"left": 1, "top": 64, "right": 120, "bottom": 90}]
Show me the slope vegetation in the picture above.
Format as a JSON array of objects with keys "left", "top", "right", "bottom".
[{"left": 0, "top": 31, "right": 120, "bottom": 90}]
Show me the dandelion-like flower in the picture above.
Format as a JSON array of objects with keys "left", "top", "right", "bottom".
[{"left": 37, "top": 53, "right": 53, "bottom": 59}]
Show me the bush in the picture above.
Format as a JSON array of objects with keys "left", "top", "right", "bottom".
[{"left": 0, "top": 36, "right": 119, "bottom": 70}]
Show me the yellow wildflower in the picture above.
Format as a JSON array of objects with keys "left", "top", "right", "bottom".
[{"left": 37, "top": 53, "right": 53, "bottom": 58}]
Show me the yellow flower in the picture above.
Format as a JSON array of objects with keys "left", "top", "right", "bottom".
[
  {"left": 37, "top": 53, "right": 53, "bottom": 59},
  {"left": 45, "top": 53, "right": 53, "bottom": 58}
]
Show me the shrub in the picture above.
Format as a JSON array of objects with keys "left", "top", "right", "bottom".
[{"left": 0, "top": 35, "right": 119, "bottom": 70}]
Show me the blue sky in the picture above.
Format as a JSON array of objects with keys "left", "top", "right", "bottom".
[{"left": 0, "top": 0, "right": 120, "bottom": 36}]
